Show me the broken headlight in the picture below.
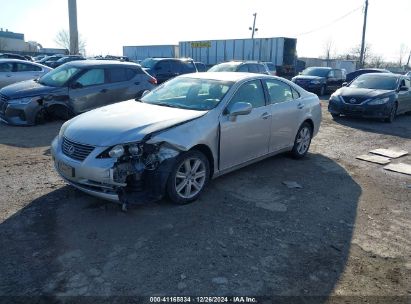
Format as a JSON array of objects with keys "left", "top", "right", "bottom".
[{"left": 98, "top": 142, "right": 144, "bottom": 159}]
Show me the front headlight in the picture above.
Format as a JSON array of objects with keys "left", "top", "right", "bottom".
[
  {"left": 108, "top": 145, "right": 125, "bottom": 158},
  {"left": 310, "top": 80, "right": 321, "bottom": 85},
  {"left": 367, "top": 97, "right": 390, "bottom": 105},
  {"left": 8, "top": 97, "right": 33, "bottom": 104}
]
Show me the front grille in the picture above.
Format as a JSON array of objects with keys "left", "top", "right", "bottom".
[
  {"left": 62, "top": 137, "right": 95, "bottom": 161},
  {"left": 342, "top": 96, "right": 368, "bottom": 105}
]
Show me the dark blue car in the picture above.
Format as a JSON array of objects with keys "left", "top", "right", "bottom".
[{"left": 328, "top": 73, "right": 411, "bottom": 123}]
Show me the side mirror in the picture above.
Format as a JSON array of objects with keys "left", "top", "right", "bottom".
[
  {"left": 70, "top": 82, "right": 83, "bottom": 89},
  {"left": 227, "top": 102, "right": 252, "bottom": 121},
  {"left": 141, "top": 90, "right": 151, "bottom": 98},
  {"left": 399, "top": 86, "right": 408, "bottom": 91},
  {"left": 342, "top": 82, "right": 348, "bottom": 87}
]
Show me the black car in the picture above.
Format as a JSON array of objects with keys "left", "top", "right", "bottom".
[
  {"left": 292, "top": 67, "right": 346, "bottom": 96},
  {"left": 37, "top": 54, "right": 65, "bottom": 67},
  {"left": 0, "top": 53, "right": 27, "bottom": 61},
  {"left": 140, "top": 58, "right": 197, "bottom": 84},
  {"left": 194, "top": 61, "right": 207, "bottom": 72},
  {"left": 48, "top": 55, "right": 85, "bottom": 68},
  {"left": 328, "top": 73, "right": 411, "bottom": 123},
  {"left": 208, "top": 61, "right": 270, "bottom": 75},
  {"left": 346, "top": 68, "right": 391, "bottom": 83}
]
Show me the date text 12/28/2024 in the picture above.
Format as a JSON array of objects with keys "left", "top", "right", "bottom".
[{"left": 149, "top": 296, "right": 257, "bottom": 303}]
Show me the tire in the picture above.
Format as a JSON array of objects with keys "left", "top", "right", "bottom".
[
  {"left": 319, "top": 85, "right": 326, "bottom": 96},
  {"left": 384, "top": 102, "right": 397, "bottom": 123},
  {"left": 34, "top": 108, "right": 48, "bottom": 125},
  {"left": 166, "top": 150, "right": 210, "bottom": 205},
  {"left": 331, "top": 113, "right": 340, "bottom": 119},
  {"left": 291, "top": 122, "right": 313, "bottom": 159}
]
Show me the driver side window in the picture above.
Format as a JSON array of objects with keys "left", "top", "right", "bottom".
[{"left": 226, "top": 80, "right": 265, "bottom": 111}]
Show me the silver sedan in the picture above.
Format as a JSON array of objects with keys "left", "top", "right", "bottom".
[
  {"left": 51, "top": 72, "right": 321, "bottom": 207},
  {"left": 0, "top": 59, "right": 51, "bottom": 89}
]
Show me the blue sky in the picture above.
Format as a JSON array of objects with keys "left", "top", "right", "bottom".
[{"left": 0, "top": 0, "right": 410, "bottom": 62}]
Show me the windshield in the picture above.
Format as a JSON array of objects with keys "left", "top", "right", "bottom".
[
  {"left": 141, "top": 77, "right": 233, "bottom": 111},
  {"left": 349, "top": 75, "right": 398, "bottom": 90},
  {"left": 208, "top": 63, "right": 240, "bottom": 72},
  {"left": 301, "top": 68, "right": 330, "bottom": 77},
  {"left": 38, "top": 65, "right": 81, "bottom": 87},
  {"left": 141, "top": 58, "right": 159, "bottom": 69}
]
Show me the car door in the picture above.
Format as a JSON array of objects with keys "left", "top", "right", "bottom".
[
  {"left": 264, "top": 79, "right": 304, "bottom": 151},
  {"left": 0, "top": 62, "right": 14, "bottom": 88},
  {"left": 14, "top": 62, "right": 44, "bottom": 83},
  {"left": 397, "top": 78, "right": 411, "bottom": 114},
  {"left": 68, "top": 68, "right": 109, "bottom": 113},
  {"left": 326, "top": 70, "right": 337, "bottom": 92},
  {"left": 153, "top": 60, "right": 173, "bottom": 84},
  {"left": 219, "top": 79, "right": 271, "bottom": 170},
  {"left": 106, "top": 67, "right": 142, "bottom": 102}
]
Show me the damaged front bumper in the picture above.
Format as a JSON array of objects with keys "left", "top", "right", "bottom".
[{"left": 51, "top": 136, "right": 178, "bottom": 204}]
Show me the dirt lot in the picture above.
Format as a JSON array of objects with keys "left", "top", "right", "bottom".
[{"left": 0, "top": 99, "right": 410, "bottom": 301}]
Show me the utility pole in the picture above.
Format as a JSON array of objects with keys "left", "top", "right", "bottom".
[
  {"left": 406, "top": 50, "right": 411, "bottom": 68},
  {"left": 68, "top": 0, "right": 79, "bottom": 54},
  {"left": 249, "top": 13, "right": 258, "bottom": 39},
  {"left": 359, "top": 0, "right": 368, "bottom": 68}
]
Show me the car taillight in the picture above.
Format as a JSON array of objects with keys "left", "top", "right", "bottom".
[{"left": 149, "top": 77, "right": 157, "bottom": 85}]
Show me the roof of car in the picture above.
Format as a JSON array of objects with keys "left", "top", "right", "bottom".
[
  {"left": 66, "top": 60, "right": 140, "bottom": 68},
  {"left": 179, "top": 72, "right": 274, "bottom": 82},
  {"left": 0, "top": 58, "right": 50, "bottom": 66},
  {"left": 358, "top": 72, "right": 400, "bottom": 78}
]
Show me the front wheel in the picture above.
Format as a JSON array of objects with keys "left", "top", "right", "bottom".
[
  {"left": 291, "top": 122, "right": 313, "bottom": 159},
  {"left": 166, "top": 150, "right": 210, "bottom": 205},
  {"left": 385, "top": 102, "right": 397, "bottom": 123}
]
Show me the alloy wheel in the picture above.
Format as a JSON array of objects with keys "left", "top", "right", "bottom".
[
  {"left": 296, "top": 126, "right": 311, "bottom": 155},
  {"left": 174, "top": 158, "right": 206, "bottom": 199}
]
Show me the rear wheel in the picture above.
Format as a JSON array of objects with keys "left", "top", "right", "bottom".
[
  {"left": 385, "top": 102, "right": 397, "bottom": 123},
  {"left": 166, "top": 150, "right": 210, "bottom": 205},
  {"left": 291, "top": 122, "right": 313, "bottom": 159}
]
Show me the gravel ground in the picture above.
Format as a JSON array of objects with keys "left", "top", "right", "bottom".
[{"left": 0, "top": 100, "right": 410, "bottom": 302}]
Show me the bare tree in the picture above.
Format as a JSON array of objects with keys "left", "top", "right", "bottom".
[
  {"left": 349, "top": 43, "right": 372, "bottom": 66},
  {"left": 54, "top": 29, "right": 86, "bottom": 55},
  {"left": 0, "top": 38, "right": 8, "bottom": 51},
  {"left": 323, "top": 39, "right": 334, "bottom": 61},
  {"left": 369, "top": 55, "right": 385, "bottom": 68}
]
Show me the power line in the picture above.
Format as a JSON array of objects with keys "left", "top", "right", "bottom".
[{"left": 296, "top": 5, "right": 362, "bottom": 37}]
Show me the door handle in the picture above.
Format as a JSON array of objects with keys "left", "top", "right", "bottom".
[
  {"left": 297, "top": 103, "right": 305, "bottom": 109},
  {"left": 134, "top": 82, "right": 140, "bottom": 85},
  {"left": 6, "top": 74, "right": 12, "bottom": 77},
  {"left": 261, "top": 112, "right": 272, "bottom": 119},
  {"left": 100, "top": 89, "right": 108, "bottom": 93}
]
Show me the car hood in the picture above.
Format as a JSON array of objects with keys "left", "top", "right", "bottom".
[
  {"left": 337, "top": 87, "right": 392, "bottom": 98},
  {"left": 63, "top": 100, "right": 207, "bottom": 147},
  {"left": 0, "top": 79, "right": 63, "bottom": 99},
  {"left": 293, "top": 75, "right": 325, "bottom": 81}
]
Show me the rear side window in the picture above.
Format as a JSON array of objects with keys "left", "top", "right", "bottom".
[
  {"left": 181, "top": 61, "right": 196, "bottom": 73},
  {"left": 257, "top": 64, "right": 267, "bottom": 74},
  {"left": 76, "top": 68, "right": 105, "bottom": 86},
  {"left": 237, "top": 65, "right": 249, "bottom": 72},
  {"left": 16, "top": 63, "right": 42, "bottom": 72},
  {"left": 264, "top": 79, "right": 294, "bottom": 104},
  {"left": 108, "top": 68, "right": 138, "bottom": 83},
  {"left": 0, "top": 62, "right": 13, "bottom": 72},
  {"left": 248, "top": 64, "right": 259, "bottom": 73},
  {"left": 155, "top": 61, "right": 171, "bottom": 72},
  {"left": 334, "top": 70, "right": 342, "bottom": 79},
  {"left": 170, "top": 61, "right": 182, "bottom": 74}
]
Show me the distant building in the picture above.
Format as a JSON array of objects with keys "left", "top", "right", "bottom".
[{"left": 0, "top": 28, "right": 29, "bottom": 52}]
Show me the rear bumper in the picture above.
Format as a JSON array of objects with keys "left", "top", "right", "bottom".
[{"left": 293, "top": 82, "right": 323, "bottom": 93}]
